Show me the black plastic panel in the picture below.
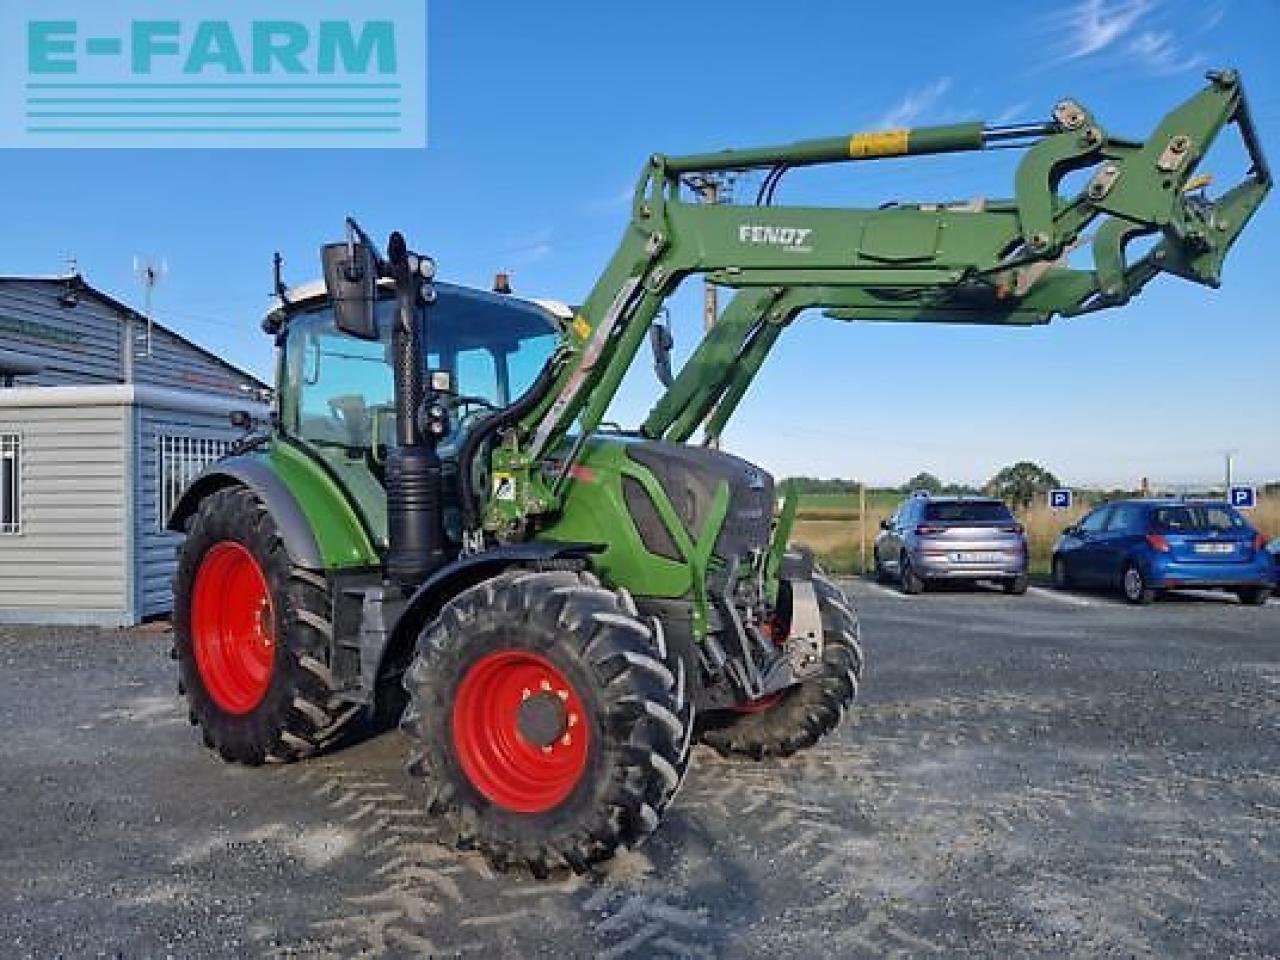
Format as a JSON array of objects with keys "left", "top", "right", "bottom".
[{"left": 623, "top": 475, "right": 683, "bottom": 562}]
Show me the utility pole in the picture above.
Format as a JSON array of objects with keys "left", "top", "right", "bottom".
[
  {"left": 1223, "top": 450, "right": 1235, "bottom": 493},
  {"left": 859, "top": 482, "right": 868, "bottom": 577},
  {"left": 695, "top": 177, "right": 721, "bottom": 334},
  {"left": 682, "top": 173, "right": 733, "bottom": 332},
  {"left": 683, "top": 174, "right": 732, "bottom": 448}
]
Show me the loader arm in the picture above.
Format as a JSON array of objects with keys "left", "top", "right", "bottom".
[{"left": 478, "top": 70, "right": 1268, "bottom": 536}]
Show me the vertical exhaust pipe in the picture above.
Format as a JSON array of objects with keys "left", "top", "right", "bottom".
[{"left": 383, "top": 231, "right": 447, "bottom": 588}]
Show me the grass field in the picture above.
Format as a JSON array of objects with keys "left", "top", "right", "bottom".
[{"left": 791, "top": 491, "right": 1280, "bottom": 577}]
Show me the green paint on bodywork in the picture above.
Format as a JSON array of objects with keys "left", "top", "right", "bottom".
[
  {"left": 265, "top": 440, "right": 381, "bottom": 569},
  {"left": 765, "top": 481, "right": 799, "bottom": 605},
  {"left": 535, "top": 437, "right": 730, "bottom": 641}
]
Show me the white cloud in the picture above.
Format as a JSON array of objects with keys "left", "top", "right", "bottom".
[
  {"left": 1043, "top": 0, "right": 1205, "bottom": 75},
  {"left": 483, "top": 226, "right": 555, "bottom": 270},
  {"left": 1198, "top": 1, "right": 1229, "bottom": 33},
  {"left": 991, "top": 101, "right": 1032, "bottom": 125},
  {"left": 585, "top": 183, "right": 634, "bottom": 216},
  {"left": 875, "top": 77, "right": 952, "bottom": 130},
  {"left": 1127, "top": 29, "right": 1203, "bottom": 75},
  {"left": 1060, "top": 0, "right": 1154, "bottom": 60}
]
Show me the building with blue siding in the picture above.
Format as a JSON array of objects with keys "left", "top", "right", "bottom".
[{"left": 0, "top": 274, "right": 268, "bottom": 625}]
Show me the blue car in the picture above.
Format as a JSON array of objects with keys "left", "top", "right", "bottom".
[{"left": 1051, "top": 499, "right": 1273, "bottom": 605}]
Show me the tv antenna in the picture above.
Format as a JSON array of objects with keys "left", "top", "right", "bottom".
[{"left": 133, "top": 257, "right": 167, "bottom": 359}]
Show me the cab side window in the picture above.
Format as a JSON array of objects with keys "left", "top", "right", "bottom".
[{"left": 293, "top": 313, "right": 393, "bottom": 450}]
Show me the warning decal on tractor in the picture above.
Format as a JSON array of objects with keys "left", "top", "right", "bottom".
[
  {"left": 493, "top": 473, "right": 517, "bottom": 501},
  {"left": 848, "top": 129, "right": 909, "bottom": 159}
]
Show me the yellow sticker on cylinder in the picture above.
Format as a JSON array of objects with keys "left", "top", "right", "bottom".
[
  {"left": 848, "top": 129, "right": 910, "bottom": 159},
  {"left": 571, "top": 315, "right": 592, "bottom": 340}
]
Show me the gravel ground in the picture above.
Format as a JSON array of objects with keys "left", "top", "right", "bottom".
[{"left": 0, "top": 581, "right": 1277, "bottom": 958}]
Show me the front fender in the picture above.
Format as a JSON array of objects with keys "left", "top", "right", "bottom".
[
  {"left": 167, "top": 443, "right": 380, "bottom": 571},
  {"left": 378, "top": 541, "right": 603, "bottom": 680}
]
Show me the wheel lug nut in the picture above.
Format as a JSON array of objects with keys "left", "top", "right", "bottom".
[
  {"left": 568, "top": 713, "right": 578, "bottom": 727},
  {"left": 557, "top": 689, "right": 569, "bottom": 701},
  {"left": 541, "top": 745, "right": 553, "bottom": 754},
  {"left": 540, "top": 680, "right": 552, "bottom": 692},
  {"left": 561, "top": 734, "right": 572, "bottom": 747},
  {"left": 522, "top": 687, "right": 531, "bottom": 700}
]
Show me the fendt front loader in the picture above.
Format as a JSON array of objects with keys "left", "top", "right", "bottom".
[{"left": 170, "top": 71, "right": 1267, "bottom": 875}]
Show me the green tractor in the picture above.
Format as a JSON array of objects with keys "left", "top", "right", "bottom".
[{"left": 169, "top": 72, "right": 1268, "bottom": 874}]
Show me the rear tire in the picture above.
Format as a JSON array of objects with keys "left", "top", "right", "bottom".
[
  {"left": 1121, "top": 562, "right": 1156, "bottom": 605},
  {"left": 899, "top": 553, "right": 925, "bottom": 595},
  {"left": 1236, "top": 586, "right": 1271, "bottom": 606},
  {"left": 1004, "top": 574, "right": 1029, "bottom": 595},
  {"left": 174, "top": 486, "right": 358, "bottom": 765},
  {"left": 700, "top": 572, "right": 863, "bottom": 760},
  {"left": 401, "top": 570, "right": 693, "bottom": 876}
]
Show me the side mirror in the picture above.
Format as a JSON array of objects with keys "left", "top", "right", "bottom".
[
  {"left": 321, "top": 241, "right": 378, "bottom": 339},
  {"left": 1063, "top": 525, "right": 1080, "bottom": 537},
  {"left": 649, "top": 320, "right": 674, "bottom": 388},
  {"left": 879, "top": 518, "right": 891, "bottom": 531}
]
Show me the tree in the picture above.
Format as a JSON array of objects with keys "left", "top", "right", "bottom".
[
  {"left": 985, "top": 461, "right": 1061, "bottom": 509},
  {"left": 902, "top": 471, "right": 944, "bottom": 495}
]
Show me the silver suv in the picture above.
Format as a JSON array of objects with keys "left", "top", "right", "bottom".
[{"left": 874, "top": 494, "right": 1029, "bottom": 594}]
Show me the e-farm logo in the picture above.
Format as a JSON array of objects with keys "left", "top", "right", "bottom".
[{"left": 0, "top": 1, "right": 426, "bottom": 149}]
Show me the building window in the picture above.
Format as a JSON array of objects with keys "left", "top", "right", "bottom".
[
  {"left": 158, "top": 435, "right": 229, "bottom": 530},
  {"left": 1, "top": 434, "right": 19, "bottom": 535}
]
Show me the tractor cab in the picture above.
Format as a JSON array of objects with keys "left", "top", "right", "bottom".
[{"left": 269, "top": 280, "right": 564, "bottom": 548}]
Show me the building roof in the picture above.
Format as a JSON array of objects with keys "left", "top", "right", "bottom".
[
  {"left": 0, "top": 273, "right": 268, "bottom": 391},
  {"left": 0, "top": 383, "right": 270, "bottom": 416}
]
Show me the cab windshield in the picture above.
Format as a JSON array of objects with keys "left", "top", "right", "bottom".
[{"left": 286, "top": 285, "right": 559, "bottom": 452}]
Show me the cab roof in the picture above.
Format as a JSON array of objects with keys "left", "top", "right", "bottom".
[{"left": 266, "top": 277, "right": 573, "bottom": 329}]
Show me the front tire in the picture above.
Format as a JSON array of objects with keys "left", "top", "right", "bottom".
[
  {"left": 700, "top": 572, "right": 864, "bottom": 760},
  {"left": 401, "top": 570, "right": 693, "bottom": 876},
  {"left": 174, "top": 486, "right": 357, "bottom": 765}
]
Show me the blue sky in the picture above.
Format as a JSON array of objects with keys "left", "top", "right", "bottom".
[{"left": 2, "top": 0, "right": 1277, "bottom": 487}]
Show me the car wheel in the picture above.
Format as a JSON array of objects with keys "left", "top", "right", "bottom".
[
  {"left": 1236, "top": 586, "right": 1271, "bottom": 606},
  {"left": 899, "top": 554, "right": 925, "bottom": 595},
  {"left": 873, "top": 555, "right": 891, "bottom": 584},
  {"left": 1121, "top": 563, "right": 1155, "bottom": 605},
  {"left": 1003, "top": 574, "right": 1029, "bottom": 595},
  {"left": 1051, "top": 556, "right": 1072, "bottom": 590}
]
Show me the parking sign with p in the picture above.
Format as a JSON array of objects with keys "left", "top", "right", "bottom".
[
  {"left": 1229, "top": 485, "right": 1257, "bottom": 510},
  {"left": 1049, "top": 489, "right": 1072, "bottom": 511}
]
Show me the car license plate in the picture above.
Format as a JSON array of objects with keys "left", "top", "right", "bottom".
[
  {"left": 1193, "top": 543, "right": 1234, "bottom": 555},
  {"left": 950, "top": 551, "right": 1001, "bottom": 563}
]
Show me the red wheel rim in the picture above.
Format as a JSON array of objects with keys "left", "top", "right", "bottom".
[
  {"left": 191, "top": 541, "right": 276, "bottom": 715},
  {"left": 732, "top": 692, "right": 784, "bottom": 714},
  {"left": 731, "top": 615, "right": 786, "bottom": 713},
  {"left": 451, "top": 650, "right": 590, "bottom": 814}
]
